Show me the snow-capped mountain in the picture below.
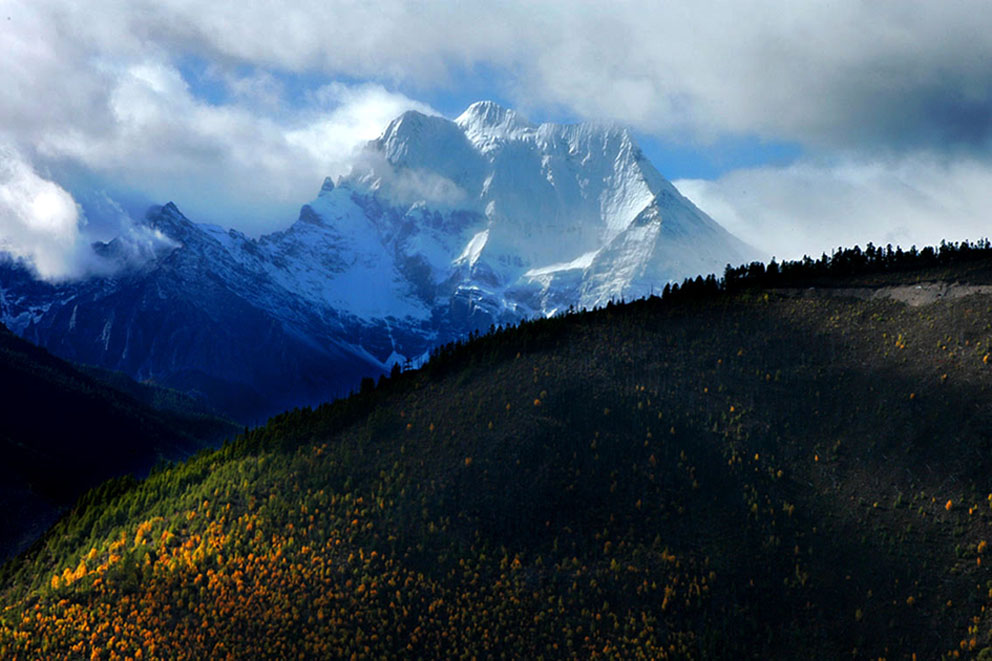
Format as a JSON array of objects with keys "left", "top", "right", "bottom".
[
  {"left": 353, "top": 101, "right": 751, "bottom": 315},
  {"left": 0, "top": 102, "right": 753, "bottom": 421}
]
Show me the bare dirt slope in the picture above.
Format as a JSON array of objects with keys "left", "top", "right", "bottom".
[{"left": 781, "top": 281, "right": 992, "bottom": 306}]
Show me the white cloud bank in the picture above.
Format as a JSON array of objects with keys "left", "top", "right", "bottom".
[
  {"left": 0, "top": 147, "right": 83, "bottom": 280},
  {"left": 31, "top": 63, "right": 437, "bottom": 235},
  {"left": 1, "top": 0, "right": 439, "bottom": 248},
  {"left": 676, "top": 156, "right": 992, "bottom": 263},
  {"left": 12, "top": 0, "right": 989, "bottom": 151}
]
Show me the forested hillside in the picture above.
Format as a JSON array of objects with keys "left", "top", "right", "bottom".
[{"left": 6, "top": 244, "right": 992, "bottom": 658}]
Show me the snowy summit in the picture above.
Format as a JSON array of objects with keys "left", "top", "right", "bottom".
[{"left": 346, "top": 101, "right": 752, "bottom": 316}]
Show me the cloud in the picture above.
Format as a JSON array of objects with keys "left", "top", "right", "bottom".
[
  {"left": 79, "top": 191, "right": 178, "bottom": 273},
  {"left": 347, "top": 151, "right": 471, "bottom": 209},
  {"left": 211, "top": 68, "right": 286, "bottom": 111},
  {"left": 11, "top": 1, "right": 991, "bottom": 152},
  {"left": 1, "top": 1, "right": 441, "bottom": 236},
  {"left": 520, "top": 1, "right": 992, "bottom": 153},
  {"left": 675, "top": 156, "right": 992, "bottom": 263},
  {"left": 0, "top": 146, "right": 83, "bottom": 280},
  {"left": 29, "top": 59, "right": 435, "bottom": 235},
  {"left": 6, "top": 1, "right": 991, "bottom": 167},
  {"left": 286, "top": 83, "right": 437, "bottom": 171},
  {"left": 0, "top": 147, "right": 180, "bottom": 281}
]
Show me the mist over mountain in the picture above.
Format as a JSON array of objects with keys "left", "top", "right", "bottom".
[{"left": 0, "top": 102, "right": 753, "bottom": 421}]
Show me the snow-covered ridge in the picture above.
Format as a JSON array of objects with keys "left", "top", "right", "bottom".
[
  {"left": 341, "top": 100, "right": 752, "bottom": 314},
  {"left": 456, "top": 101, "right": 536, "bottom": 147}
]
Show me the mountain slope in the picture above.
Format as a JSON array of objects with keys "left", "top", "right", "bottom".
[
  {"left": 0, "top": 102, "right": 752, "bottom": 421},
  {"left": 6, "top": 246, "right": 992, "bottom": 658},
  {"left": 0, "top": 324, "right": 237, "bottom": 559},
  {"left": 0, "top": 205, "right": 393, "bottom": 423}
]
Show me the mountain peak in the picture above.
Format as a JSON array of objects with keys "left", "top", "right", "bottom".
[
  {"left": 381, "top": 109, "right": 445, "bottom": 137},
  {"left": 374, "top": 111, "right": 469, "bottom": 166},
  {"left": 145, "top": 201, "right": 184, "bottom": 228},
  {"left": 455, "top": 101, "right": 533, "bottom": 137},
  {"left": 142, "top": 201, "right": 204, "bottom": 246}
]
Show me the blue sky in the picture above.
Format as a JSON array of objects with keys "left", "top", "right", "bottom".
[{"left": 2, "top": 1, "right": 992, "bottom": 278}]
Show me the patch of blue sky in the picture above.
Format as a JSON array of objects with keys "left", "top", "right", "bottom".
[
  {"left": 635, "top": 133, "right": 802, "bottom": 180},
  {"left": 405, "top": 62, "right": 517, "bottom": 118},
  {"left": 175, "top": 55, "right": 360, "bottom": 111},
  {"left": 174, "top": 55, "right": 228, "bottom": 105}
]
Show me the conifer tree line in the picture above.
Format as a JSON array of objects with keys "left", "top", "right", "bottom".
[
  {"left": 415, "top": 239, "right": 992, "bottom": 381},
  {"left": 720, "top": 239, "right": 992, "bottom": 293}
]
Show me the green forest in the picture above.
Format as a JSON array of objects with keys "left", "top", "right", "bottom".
[{"left": 6, "top": 242, "right": 992, "bottom": 658}]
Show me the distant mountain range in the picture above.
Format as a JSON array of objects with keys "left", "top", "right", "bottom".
[{"left": 0, "top": 102, "right": 753, "bottom": 421}]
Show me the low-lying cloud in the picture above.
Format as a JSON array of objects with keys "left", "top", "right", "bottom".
[
  {"left": 0, "top": 147, "right": 83, "bottom": 280},
  {"left": 0, "top": 148, "right": 181, "bottom": 280},
  {"left": 676, "top": 155, "right": 992, "bottom": 263}
]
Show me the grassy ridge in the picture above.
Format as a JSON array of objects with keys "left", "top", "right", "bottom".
[{"left": 6, "top": 256, "right": 992, "bottom": 657}]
